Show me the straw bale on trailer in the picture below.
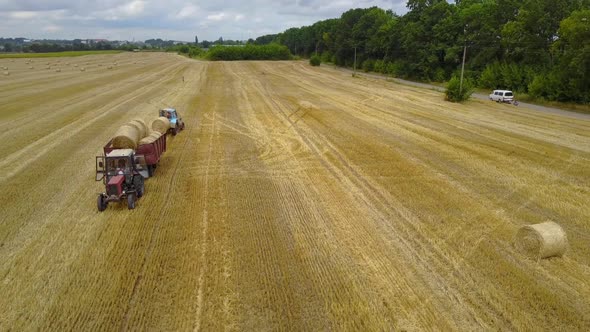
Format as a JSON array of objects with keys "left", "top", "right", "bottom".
[
  {"left": 515, "top": 221, "right": 568, "bottom": 260},
  {"left": 139, "top": 132, "right": 162, "bottom": 145},
  {"left": 128, "top": 119, "right": 148, "bottom": 139},
  {"left": 112, "top": 125, "right": 140, "bottom": 149},
  {"left": 150, "top": 117, "right": 170, "bottom": 134}
]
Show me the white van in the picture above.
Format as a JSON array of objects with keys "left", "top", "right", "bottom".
[{"left": 489, "top": 90, "right": 514, "bottom": 103}]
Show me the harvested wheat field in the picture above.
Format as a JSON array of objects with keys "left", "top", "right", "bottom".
[{"left": 1, "top": 52, "right": 589, "bottom": 330}]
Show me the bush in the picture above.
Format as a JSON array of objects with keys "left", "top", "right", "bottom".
[
  {"left": 206, "top": 44, "right": 292, "bottom": 61},
  {"left": 445, "top": 75, "right": 474, "bottom": 102},
  {"left": 374, "top": 60, "right": 385, "bottom": 73},
  {"left": 385, "top": 62, "right": 398, "bottom": 75},
  {"left": 310, "top": 55, "right": 321, "bottom": 66},
  {"left": 362, "top": 59, "right": 375, "bottom": 72},
  {"left": 320, "top": 51, "right": 332, "bottom": 63}
]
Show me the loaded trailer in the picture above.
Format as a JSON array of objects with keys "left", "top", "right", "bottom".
[{"left": 96, "top": 131, "right": 167, "bottom": 211}]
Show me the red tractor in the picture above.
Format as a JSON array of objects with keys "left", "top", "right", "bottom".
[{"left": 96, "top": 149, "right": 148, "bottom": 211}]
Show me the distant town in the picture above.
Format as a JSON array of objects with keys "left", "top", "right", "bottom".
[{"left": 0, "top": 36, "right": 247, "bottom": 53}]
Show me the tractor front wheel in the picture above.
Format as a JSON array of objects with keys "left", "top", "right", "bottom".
[
  {"left": 134, "top": 176, "right": 145, "bottom": 198},
  {"left": 97, "top": 195, "right": 107, "bottom": 212},
  {"left": 127, "top": 193, "right": 136, "bottom": 210}
]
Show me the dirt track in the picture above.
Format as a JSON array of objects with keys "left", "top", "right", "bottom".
[{"left": 1, "top": 53, "right": 589, "bottom": 330}]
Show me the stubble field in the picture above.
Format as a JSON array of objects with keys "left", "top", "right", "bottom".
[{"left": 1, "top": 52, "right": 589, "bottom": 330}]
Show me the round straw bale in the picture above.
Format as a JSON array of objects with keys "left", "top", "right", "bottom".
[
  {"left": 128, "top": 119, "right": 148, "bottom": 139},
  {"left": 150, "top": 117, "right": 170, "bottom": 134},
  {"left": 149, "top": 131, "right": 162, "bottom": 140},
  {"left": 3, "top": 71, "right": 9, "bottom": 76},
  {"left": 112, "top": 125, "right": 140, "bottom": 149},
  {"left": 55, "top": 68, "right": 61, "bottom": 72},
  {"left": 107, "top": 66, "right": 113, "bottom": 69},
  {"left": 139, "top": 131, "right": 162, "bottom": 145},
  {"left": 298, "top": 100, "right": 316, "bottom": 111},
  {"left": 74, "top": 64, "right": 78, "bottom": 67},
  {"left": 515, "top": 222, "right": 568, "bottom": 259},
  {"left": 80, "top": 67, "right": 86, "bottom": 72},
  {"left": 139, "top": 136, "right": 154, "bottom": 145},
  {"left": 29, "top": 66, "right": 34, "bottom": 69}
]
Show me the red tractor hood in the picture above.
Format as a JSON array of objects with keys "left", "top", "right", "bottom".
[{"left": 108, "top": 175, "right": 125, "bottom": 186}]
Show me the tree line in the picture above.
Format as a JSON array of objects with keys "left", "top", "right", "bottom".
[
  {"left": 168, "top": 43, "right": 291, "bottom": 61},
  {"left": 256, "top": 0, "right": 590, "bottom": 103}
]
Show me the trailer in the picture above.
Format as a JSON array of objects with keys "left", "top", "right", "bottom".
[
  {"left": 103, "top": 131, "right": 166, "bottom": 177},
  {"left": 96, "top": 132, "right": 167, "bottom": 211}
]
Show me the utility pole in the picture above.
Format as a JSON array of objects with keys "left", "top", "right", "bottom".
[
  {"left": 353, "top": 47, "right": 357, "bottom": 75},
  {"left": 460, "top": 43, "right": 467, "bottom": 94},
  {"left": 459, "top": 26, "right": 467, "bottom": 94}
]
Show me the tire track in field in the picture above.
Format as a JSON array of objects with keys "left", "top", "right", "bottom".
[
  {"left": 192, "top": 109, "right": 216, "bottom": 332},
  {"left": 247, "top": 68, "right": 500, "bottom": 328},
  {"left": 260, "top": 63, "right": 590, "bottom": 330},
  {"left": 118, "top": 70, "right": 200, "bottom": 331},
  {"left": 0, "top": 62, "right": 187, "bottom": 183},
  {"left": 0, "top": 62, "right": 171, "bottom": 136},
  {"left": 236, "top": 63, "right": 448, "bottom": 328}
]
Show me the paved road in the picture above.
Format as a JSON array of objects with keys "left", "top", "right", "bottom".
[{"left": 326, "top": 64, "right": 590, "bottom": 121}]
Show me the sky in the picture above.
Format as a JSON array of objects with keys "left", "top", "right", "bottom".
[{"left": 0, "top": 0, "right": 409, "bottom": 42}]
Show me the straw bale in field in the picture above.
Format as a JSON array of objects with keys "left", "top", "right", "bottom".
[
  {"left": 298, "top": 100, "right": 317, "bottom": 111},
  {"left": 55, "top": 68, "right": 61, "bottom": 72},
  {"left": 80, "top": 67, "right": 86, "bottom": 72},
  {"left": 150, "top": 117, "right": 170, "bottom": 134},
  {"left": 112, "top": 125, "right": 140, "bottom": 149},
  {"left": 128, "top": 119, "right": 148, "bottom": 139},
  {"left": 74, "top": 64, "right": 78, "bottom": 67},
  {"left": 515, "top": 221, "right": 568, "bottom": 260},
  {"left": 107, "top": 66, "right": 113, "bottom": 69},
  {"left": 3, "top": 71, "right": 9, "bottom": 76},
  {"left": 29, "top": 66, "right": 34, "bottom": 69}
]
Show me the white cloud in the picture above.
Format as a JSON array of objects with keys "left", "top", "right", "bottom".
[
  {"left": 119, "top": 0, "right": 146, "bottom": 16},
  {"left": 176, "top": 4, "right": 199, "bottom": 19},
  {"left": 0, "top": 0, "right": 410, "bottom": 41},
  {"left": 10, "top": 11, "right": 39, "bottom": 19},
  {"left": 43, "top": 25, "right": 62, "bottom": 32},
  {"left": 206, "top": 12, "right": 226, "bottom": 21}
]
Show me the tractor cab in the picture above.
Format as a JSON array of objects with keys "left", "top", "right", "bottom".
[
  {"left": 96, "top": 149, "right": 148, "bottom": 211},
  {"left": 159, "top": 108, "right": 185, "bottom": 135}
]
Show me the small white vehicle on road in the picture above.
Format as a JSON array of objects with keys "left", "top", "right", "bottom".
[{"left": 489, "top": 90, "right": 514, "bottom": 103}]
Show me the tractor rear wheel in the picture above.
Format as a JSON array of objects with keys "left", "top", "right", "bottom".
[
  {"left": 97, "top": 195, "right": 107, "bottom": 212},
  {"left": 127, "top": 193, "right": 136, "bottom": 210}
]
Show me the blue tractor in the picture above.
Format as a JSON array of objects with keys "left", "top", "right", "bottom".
[{"left": 159, "top": 108, "right": 186, "bottom": 135}]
